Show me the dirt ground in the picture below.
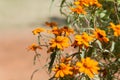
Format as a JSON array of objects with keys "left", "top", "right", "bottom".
[
  {"left": 0, "top": 28, "right": 51, "bottom": 80},
  {"left": 0, "top": 0, "right": 64, "bottom": 80}
]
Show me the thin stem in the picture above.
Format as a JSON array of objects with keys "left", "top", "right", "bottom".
[
  {"left": 93, "top": 15, "right": 96, "bottom": 27},
  {"left": 84, "top": 15, "right": 90, "bottom": 28},
  {"left": 39, "top": 34, "right": 49, "bottom": 48},
  {"left": 68, "top": 36, "right": 72, "bottom": 43},
  {"left": 35, "top": 51, "right": 41, "bottom": 65},
  {"left": 67, "top": 52, "right": 80, "bottom": 58},
  {"left": 114, "top": 0, "right": 120, "bottom": 24},
  {"left": 38, "top": 33, "right": 41, "bottom": 45}
]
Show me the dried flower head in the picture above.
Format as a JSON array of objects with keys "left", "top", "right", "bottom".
[
  {"left": 45, "top": 22, "right": 57, "bottom": 27},
  {"left": 28, "top": 43, "right": 42, "bottom": 51},
  {"left": 60, "top": 26, "right": 74, "bottom": 36},
  {"left": 49, "top": 26, "right": 61, "bottom": 36}
]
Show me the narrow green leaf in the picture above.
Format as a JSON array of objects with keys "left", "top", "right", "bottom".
[
  {"left": 48, "top": 52, "right": 56, "bottom": 72},
  {"left": 96, "top": 40, "right": 103, "bottom": 50},
  {"left": 60, "top": 0, "right": 66, "bottom": 7},
  {"left": 118, "top": 0, "right": 120, "bottom": 4},
  {"left": 87, "top": 47, "right": 94, "bottom": 57},
  {"left": 110, "top": 41, "right": 115, "bottom": 52}
]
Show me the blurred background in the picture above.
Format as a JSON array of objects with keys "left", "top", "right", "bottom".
[{"left": 0, "top": 0, "right": 65, "bottom": 80}]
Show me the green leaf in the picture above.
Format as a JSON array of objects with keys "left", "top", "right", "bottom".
[
  {"left": 60, "top": 0, "right": 66, "bottom": 7},
  {"left": 87, "top": 47, "right": 94, "bottom": 57},
  {"left": 60, "top": 0, "right": 66, "bottom": 16},
  {"left": 100, "top": 11, "right": 106, "bottom": 18},
  {"left": 110, "top": 41, "right": 115, "bottom": 52},
  {"left": 48, "top": 52, "right": 56, "bottom": 73},
  {"left": 118, "top": 0, "right": 120, "bottom": 4},
  {"left": 106, "top": 0, "right": 114, "bottom": 2},
  {"left": 96, "top": 40, "right": 103, "bottom": 50},
  {"left": 80, "top": 49, "right": 85, "bottom": 58}
]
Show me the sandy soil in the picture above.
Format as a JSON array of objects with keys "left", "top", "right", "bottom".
[
  {"left": 0, "top": 0, "right": 65, "bottom": 80},
  {"left": 0, "top": 28, "right": 50, "bottom": 80}
]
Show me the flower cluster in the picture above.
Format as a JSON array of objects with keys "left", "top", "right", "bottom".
[
  {"left": 28, "top": 0, "right": 120, "bottom": 79},
  {"left": 49, "top": 26, "right": 74, "bottom": 36},
  {"left": 28, "top": 21, "right": 120, "bottom": 79},
  {"left": 71, "top": 0, "right": 102, "bottom": 14}
]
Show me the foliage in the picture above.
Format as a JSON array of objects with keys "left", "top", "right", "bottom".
[{"left": 28, "top": 0, "right": 120, "bottom": 80}]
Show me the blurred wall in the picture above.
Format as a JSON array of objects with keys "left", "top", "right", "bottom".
[{"left": 0, "top": 0, "right": 63, "bottom": 30}]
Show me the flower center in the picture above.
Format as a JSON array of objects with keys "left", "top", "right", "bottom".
[
  {"left": 83, "top": 63, "right": 89, "bottom": 68},
  {"left": 98, "top": 33, "right": 103, "bottom": 38}
]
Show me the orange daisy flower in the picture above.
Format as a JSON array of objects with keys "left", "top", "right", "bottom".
[
  {"left": 52, "top": 63, "right": 73, "bottom": 78},
  {"left": 74, "top": 0, "right": 102, "bottom": 7},
  {"left": 109, "top": 22, "right": 120, "bottom": 37},
  {"left": 72, "top": 32, "right": 93, "bottom": 48},
  {"left": 49, "top": 36, "right": 69, "bottom": 50},
  {"left": 93, "top": 28, "right": 109, "bottom": 43},
  {"left": 70, "top": 6, "right": 86, "bottom": 14},
  {"left": 76, "top": 57, "right": 100, "bottom": 78},
  {"left": 32, "top": 27, "right": 45, "bottom": 35},
  {"left": 81, "top": 32, "right": 93, "bottom": 47}
]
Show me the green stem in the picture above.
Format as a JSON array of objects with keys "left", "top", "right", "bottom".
[
  {"left": 84, "top": 15, "right": 90, "bottom": 28},
  {"left": 114, "top": 0, "right": 120, "bottom": 24},
  {"left": 35, "top": 51, "right": 41, "bottom": 64},
  {"left": 38, "top": 33, "right": 41, "bottom": 45}
]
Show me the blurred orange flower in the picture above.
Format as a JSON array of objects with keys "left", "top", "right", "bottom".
[
  {"left": 61, "top": 57, "right": 72, "bottom": 63},
  {"left": 74, "top": 0, "right": 102, "bottom": 7},
  {"left": 72, "top": 32, "right": 93, "bottom": 48},
  {"left": 109, "top": 22, "right": 120, "bottom": 37},
  {"left": 60, "top": 26, "right": 74, "bottom": 36},
  {"left": 93, "top": 28, "right": 109, "bottom": 43},
  {"left": 49, "top": 36, "right": 69, "bottom": 50},
  {"left": 45, "top": 22, "right": 57, "bottom": 27},
  {"left": 52, "top": 63, "right": 73, "bottom": 78},
  {"left": 32, "top": 27, "right": 45, "bottom": 35},
  {"left": 81, "top": 32, "right": 93, "bottom": 47},
  {"left": 70, "top": 6, "right": 86, "bottom": 14},
  {"left": 28, "top": 43, "right": 42, "bottom": 51},
  {"left": 49, "top": 26, "right": 61, "bottom": 36},
  {"left": 76, "top": 57, "right": 100, "bottom": 78}
]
